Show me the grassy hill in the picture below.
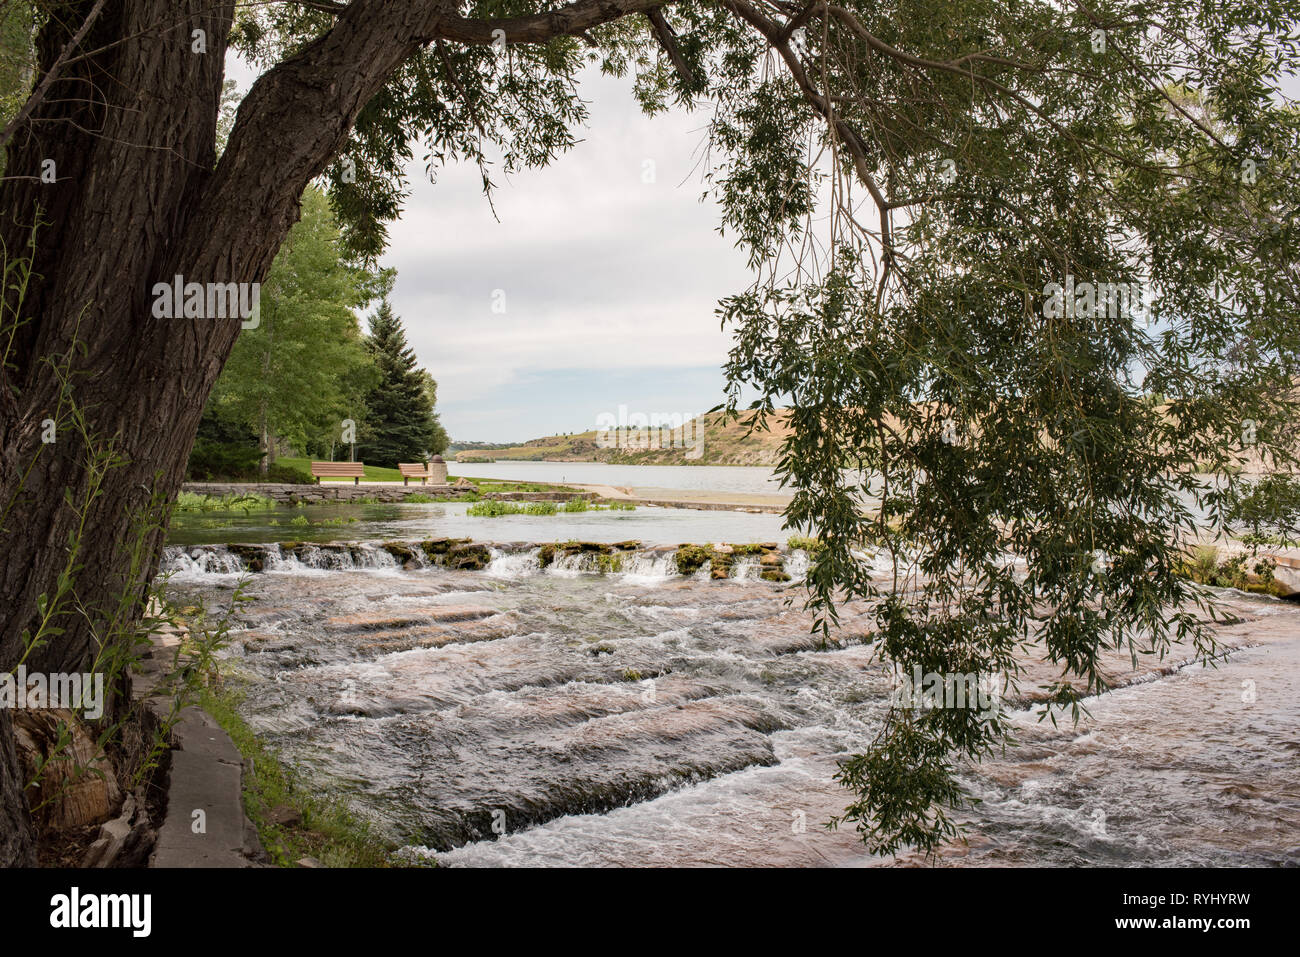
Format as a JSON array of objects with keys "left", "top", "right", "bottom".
[{"left": 453, "top": 411, "right": 791, "bottom": 467}]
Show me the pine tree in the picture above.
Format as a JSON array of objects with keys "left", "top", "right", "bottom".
[{"left": 360, "top": 299, "right": 440, "bottom": 467}]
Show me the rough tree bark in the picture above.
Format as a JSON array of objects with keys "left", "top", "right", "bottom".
[{"left": 0, "top": 0, "right": 681, "bottom": 866}]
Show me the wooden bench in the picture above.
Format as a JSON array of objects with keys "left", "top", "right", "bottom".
[
  {"left": 310, "top": 461, "right": 366, "bottom": 485},
  {"left": 399, "top": 463, "right": 430, "bottom": 486}
]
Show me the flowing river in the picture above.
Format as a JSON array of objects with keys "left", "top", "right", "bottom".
[{"left": 159, "top": 532, "right": 1300, "bottom": 867}]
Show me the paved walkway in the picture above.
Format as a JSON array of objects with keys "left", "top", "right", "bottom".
[{"left": 134, "top": 619, "right": 262, "bottom": 867}]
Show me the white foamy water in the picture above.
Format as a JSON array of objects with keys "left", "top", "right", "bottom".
[{"left": 162, "top": 556, "right": 1300, "bottom": 867}]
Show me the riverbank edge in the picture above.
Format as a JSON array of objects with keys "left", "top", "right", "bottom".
[
  {"left": 136, "top": 622, "right": 407, "bottom": 868},
  {"left": 132, "top": 625, "right": 261, "bottom": 867}
]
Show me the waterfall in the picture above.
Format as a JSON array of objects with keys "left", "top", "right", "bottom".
[
  {"left": 486, "top": 547, "right": 542, "bottom": 579},
  {"left": 620, "top": 552, "right": 678, "bottom": 582},
  {"left": 161, "top": 545, "right": 245, "bottom": 576},
  {"left": 160, "top": 541, "right": 802, "bottom": 585}
]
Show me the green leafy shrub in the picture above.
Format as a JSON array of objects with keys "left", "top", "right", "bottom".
[{"left": 187, "top": 439, "right": 262, "bottom": 481}]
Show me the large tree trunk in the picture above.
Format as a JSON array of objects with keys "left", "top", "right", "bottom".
[
  {"left": 0, "top": 0, "right": 434, "bottom": 863},
  {"left": 0, "top": 711, "right": 35, "bottom": 865},
  {"left": 0, "top": 0, "right": 242, "bottom": 862},
  {"left": 0, "top": 0, "right": 654, "bottom": 869}
]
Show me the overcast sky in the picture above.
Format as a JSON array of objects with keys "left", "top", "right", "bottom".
[
  {"left": 378, "top": 70, "right": 754, "bottom": 444},
  {"left": 228, "top": 58, "right": 1300, "bottom": 445}
]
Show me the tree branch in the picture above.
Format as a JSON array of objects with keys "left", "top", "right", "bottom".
[
  {"left": 721, "top": 0, "right": 894, "bottom": 257},
  {"left": 645, "top": 8, "right": 698, "bottom": 89},
  {"left": 0, "top": 0, "right": 106, "bottom": 151},
  {"left": 436, "top": 0, "right": 677, "bottom": 45}
]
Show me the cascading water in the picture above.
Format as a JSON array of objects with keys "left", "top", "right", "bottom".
[
  {"left": 161, "top": 541, "right": 813, "bottom": 582},
  {"left": 485, "top": 547, "right": 542, "bottom": 579},
  {"left": 161, "top": 542, "right": 1300, "bottom": 867}
]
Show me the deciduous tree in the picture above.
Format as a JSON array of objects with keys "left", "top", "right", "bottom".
[{"left": 1, "top": 0, "right": 1297, "bottom": 864}]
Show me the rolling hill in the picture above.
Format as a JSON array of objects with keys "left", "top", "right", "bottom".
[{"left": 453, "top": 411, "right": 791, "bottom": 467}]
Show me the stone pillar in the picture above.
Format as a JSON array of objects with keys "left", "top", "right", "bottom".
[{"left": 427, "top": 455, "right": 448, "bottom": 484}]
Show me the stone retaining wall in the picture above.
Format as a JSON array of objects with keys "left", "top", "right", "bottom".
[
  {"left": 183, "top": 482, "right": 476, "bottom": 503},
  {"left": 182, "top": 483, "right": 596, "bottom": 505}
]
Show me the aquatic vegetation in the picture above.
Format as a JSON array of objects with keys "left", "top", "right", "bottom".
[
  {"left": 595, "top": 553, "right": 624, "bottom": 574},
  {"left": 465, "top": 497, "right": 628, "bottom": 518},
  {"left": 268, "top": 515, "right": 354, "bottom": 529},
  {"left": 175, "top": 491, "right": 276, "bottom": 513},
  {"left": 316, "top": 516, "right": 358, "bottom": 527},
  {"left": 1176, "top": 546, "right": 1287, "bottom": 597}
]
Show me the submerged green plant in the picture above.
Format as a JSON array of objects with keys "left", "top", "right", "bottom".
[{"left": 175, "top": 491, "right": 276, "bottom": 513}]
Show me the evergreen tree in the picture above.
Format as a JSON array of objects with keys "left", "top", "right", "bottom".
[{"left": 361, "top": 299, "right": 440, "bottom": 467}]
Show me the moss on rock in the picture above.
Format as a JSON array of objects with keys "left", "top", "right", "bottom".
[
  {"left": 420, "top": 538, "right": 472, "bottom": 563},
  {"left": 380, "top": 541, "right": 417, "bottom": 565},
  {"left": 445, "top": 543, "right": 491, "bottom": 570},
  {"left": 227, "top": 544, "right": 266, "bottom": 572},
  {"left": 675, "top": 544, "right": 713, "bottom": 575}
]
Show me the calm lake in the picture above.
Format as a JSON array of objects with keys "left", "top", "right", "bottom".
[{"left": 448, "top": 461, "right": 788, "bottom": 495}]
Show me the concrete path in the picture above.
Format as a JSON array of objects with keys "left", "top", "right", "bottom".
[
  {"left": 150, "top": 707, "right": 257, "bottom": 867},
  {"left": 134, "top": 621, "right": 263, "bottom": 868}
]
